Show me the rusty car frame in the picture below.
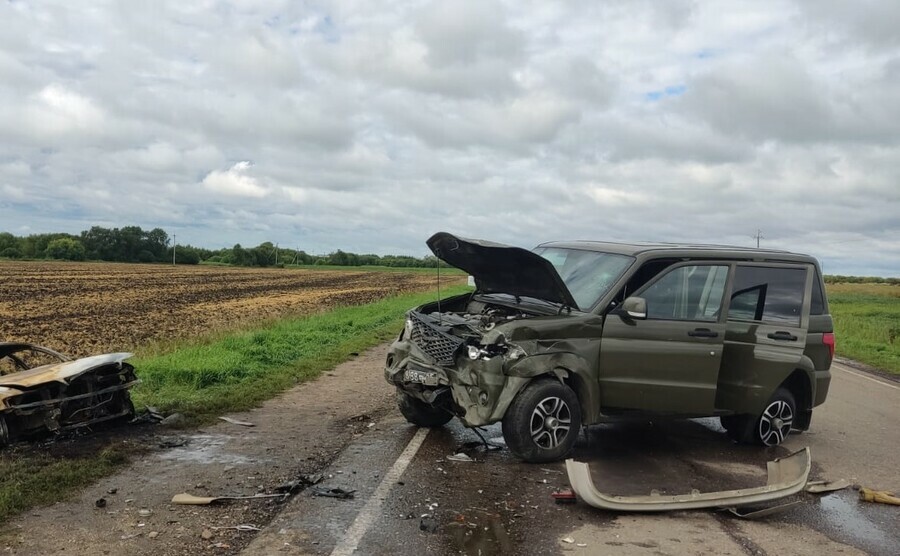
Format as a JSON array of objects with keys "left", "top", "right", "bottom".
[{"left": 0, "top": 342, "right": 138, "bottom": 446}]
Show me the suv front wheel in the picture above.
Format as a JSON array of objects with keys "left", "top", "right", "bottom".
[{"left": 502, "top": 379, "right": 582, "bottom": 463}]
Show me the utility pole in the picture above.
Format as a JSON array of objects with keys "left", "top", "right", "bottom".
[
  {"left": 755, "top": 229, "right": 763, "bottom": 248},
  {"left": 173, "top": 233, "right": 176, "bottom": 266},
  {"left": 275, "top": 243, "right": 278, "bottom": 266}
]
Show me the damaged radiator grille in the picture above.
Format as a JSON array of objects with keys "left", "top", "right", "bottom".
[{"left": 408, "top": 312, "right": 464, "bottom": 366}]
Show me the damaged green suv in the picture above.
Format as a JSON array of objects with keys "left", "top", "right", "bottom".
[{"left": 385, "top": 233, "right": 834, "bottom": 463}]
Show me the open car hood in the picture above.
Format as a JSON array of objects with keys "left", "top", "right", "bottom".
[{"left": 427, "top": 232, "right": 578, "bottom": 309}]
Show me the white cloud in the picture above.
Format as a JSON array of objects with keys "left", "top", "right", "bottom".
[
  {"left": 202, "top": 161, "right": 268, "bottom": 198},
  {"left": 0, "top": 0, "right": 897, "bottom": 275}
]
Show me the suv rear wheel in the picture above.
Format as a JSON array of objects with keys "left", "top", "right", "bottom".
[
  {"left": 397, "top": 392, "right": 453, "bottom": 427},
  {"left": 728, "top": 388, "right": 796, "bottom": 446},
  {"left": 502, "top": 379, "right": 582, "bottom": 463}
]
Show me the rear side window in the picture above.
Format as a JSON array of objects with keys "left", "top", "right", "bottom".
[
  {"left": 729, "top": 266, "right": 807, "bottom": 326},
  {"left": 810, "top": 270, "right": 826, "bottom": 315}
]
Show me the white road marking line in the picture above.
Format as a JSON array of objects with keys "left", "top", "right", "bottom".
[
  {"left": 330, "top": 427, "right": 430, "bottom": 556},
  {"left": 834, "top": 363, "right": 900, "bottom": 391}
]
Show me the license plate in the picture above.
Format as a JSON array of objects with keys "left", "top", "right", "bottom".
[{"left": 404, "top": 368, "right": 440, "bottom": 386}]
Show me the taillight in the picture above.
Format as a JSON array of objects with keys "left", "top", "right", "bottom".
[{"left": 822, "top": 332, "right": 835, "bottom": 359}]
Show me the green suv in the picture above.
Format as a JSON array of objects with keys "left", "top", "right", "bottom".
[{"left": 385, "top": 233, "right": 834, "bottom": 462}]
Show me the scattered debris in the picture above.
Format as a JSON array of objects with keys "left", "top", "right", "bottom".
[
  {"left": 447, "top": 452, "right": 474, "bottom": 462},
  {"left": 160, "top": 413, "right": 186, "bottom": 428},
  {"left": 349, "top": 414, "right": 371, "bottom": 422},
  {"left": 565, "top": 447, "right": 811, "bottom": 512},
  {"left": 219, "top": 416, "right": 254, "bottom": 427},
  {"left": 158, "top": 436, "right": 189, "bottom": 448},
  {"left": 561, "top": 537, "right": 575, "bottom": 544},
  {"left": 171, "top": 493, "right": 286, "bottom": 505},
  {"left": 148, "top": 531, "right": 159, "bottom": 539},
  {"left": 95, "top": 498, "right": 107, "bottom": 509},
  {"left": 211, "top": 525, "right": 261, "bottom": 532},
  {"left": 859, "top": 487, "right": 900, "bottom": 506},
  {"left": 0, "top": 343, "right": 139, "bottom": 447},
  {"left": 275, "top": 473, "right": 324, "bottom": 494},
  {"left": 201, "top": 529, "right": 214, "bottom": 540},
  {"left": 727, "top": 500, "right": 804, "bottom": 519},
  {"left": 419, "top": 516, "right": 439, "bottom": 533},
  {"left": 107, "top": 487, "right": 118, "bottom": 495},
  {"left": 552, "top": 489, "right": 577, "bottom": 504},
  {"left": 138, "top": 508, "right": 153, "bottom": 517},
  {"left": 309, "top": 486, "right": 356, "bottom": 499},
  {"left": 805, "top": 479, "right": 851, "bottom": 494}
]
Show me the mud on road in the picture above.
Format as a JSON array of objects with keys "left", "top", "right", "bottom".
[{"left": 0, "top": 261, "right": 450, "bottom": 358}]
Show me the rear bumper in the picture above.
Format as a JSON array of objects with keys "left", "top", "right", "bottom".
[{"left": 813, "top": 369, "right": 831, "bottom": 407}]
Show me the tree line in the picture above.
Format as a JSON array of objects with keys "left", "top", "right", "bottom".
[{"left": 0, "top": 227, "right": 446, "bottom": 268}]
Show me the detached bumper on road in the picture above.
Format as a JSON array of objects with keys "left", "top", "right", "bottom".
[{"left": 566, "top": 447, "right": 811, "bottom": 512}]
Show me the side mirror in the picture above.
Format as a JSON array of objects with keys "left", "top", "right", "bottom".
[{"left": 621, "top": 296, "right": 647, "bottom": 320}]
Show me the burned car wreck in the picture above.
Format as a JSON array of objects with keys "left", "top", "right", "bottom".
[
  {"left": 0, "top": 342, "right": 138, "bottom": 446},
  {"left": 385, "top": 232, "right": 833, "bottom": 463}
]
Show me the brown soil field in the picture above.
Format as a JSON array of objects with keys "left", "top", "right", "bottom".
[{"left": 0, "top": 261, "right": 456, "bottom": 358}]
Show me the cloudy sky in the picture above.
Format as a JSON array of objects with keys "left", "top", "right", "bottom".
[{"left": 1, "top": 0, "right": 898, "bottom": 276}]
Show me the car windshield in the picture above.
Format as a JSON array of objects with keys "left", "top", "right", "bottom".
[{"left": 533, "top": 247, "right": 634, "bottom": 311}]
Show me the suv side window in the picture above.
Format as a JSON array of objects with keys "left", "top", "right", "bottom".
[
  {"left": 729, "top": 266, "right": 806, "bottom": 325},
  {"left": 641, "top": 265, "right": 728, "bottom": 321}
]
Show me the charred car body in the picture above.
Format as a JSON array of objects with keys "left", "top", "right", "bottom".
[
  {"left": 0, "top": 342, "right": 138, "bottom": 446},
  {"left": 385, "top": 233, "right": 834, "bottom": 462}
]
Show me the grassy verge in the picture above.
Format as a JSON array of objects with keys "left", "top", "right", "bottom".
[
  {"left": 130, "top": 285, "right": 469, "bottom": 420},
  {"left": 0, "top": 446, "right": 130, "bottom": 522},
  {"left": 0, "top": 285, "right": 469, "bottom": 523},
  {"left": 827, "top": 283, "right": 900, "bottom": 375}
]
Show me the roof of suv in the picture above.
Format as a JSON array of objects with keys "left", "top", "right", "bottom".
[{"left": 536, "top": 240, "right": 819, "bottom": 265}]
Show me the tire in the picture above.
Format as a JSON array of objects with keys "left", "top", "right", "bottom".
[
  {"left": 728, "top": 388, "right": 796, "bottom": 446},
  {"left": 397, "top": 392, "right": 453, "bottom": 427},
  {"left": 502, "top": 379, "right": 582, "bottom": 463},
  {"left": 753, "top": 388, "right": 796, "bottom": 446}
]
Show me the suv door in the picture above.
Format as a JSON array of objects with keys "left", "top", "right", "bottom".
[
  {"left": 714, "top": 263, "right": 812, "bottom": 415},
  {"left": 598, "top": 263, "right": 730, "bottom": 414}
]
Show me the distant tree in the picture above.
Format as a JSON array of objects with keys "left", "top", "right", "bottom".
[
  {"left": 1, "top": 247, "right": 21, "bottom": 259},
  {"left": 46, "top": 238, "right": 86, "bottom": 261}
]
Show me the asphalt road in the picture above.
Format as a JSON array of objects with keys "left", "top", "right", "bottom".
[{"left": 244, "top": 359, "right": 900, "bottom": 556}]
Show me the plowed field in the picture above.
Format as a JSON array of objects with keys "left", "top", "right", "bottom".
[{"left": 0, "top": 261, "right": 455, "bottom": 357}]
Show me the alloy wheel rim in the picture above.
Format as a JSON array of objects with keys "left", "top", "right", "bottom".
[
  {"left": 530, "top": 396, "right": 571, "bottom": 449},
  {"left": 758, "top": 400, "right": 793, "bottom": 446}
]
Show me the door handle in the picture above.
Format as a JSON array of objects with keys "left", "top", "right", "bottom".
[
  {"left": 767, "top": 331, "right": 798, "bottom": 341},
  {"left": 688, "top": 328, "right": 719, "bottom": 338}
]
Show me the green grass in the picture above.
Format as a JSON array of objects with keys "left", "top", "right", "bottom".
[
  {"left": 131, "top": 285, "right": 470, "bottom": 420},
  {"left": 827, "top": 283, "right": 900, "bottom": 374},
  {"left": 284, "top": 263, "right": 465, "bottom": 275},
  {"left": 0, "top": 285, "right": 469, "bottom": 523}
]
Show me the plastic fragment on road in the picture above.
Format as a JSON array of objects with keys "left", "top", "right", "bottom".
[
  {"left": 859, "top": 487, "right": 900, "bottom": 506},
  {"left": 309, "top": 486, "right": 356, "bottom": 499},
  {"left": 565, "top": 447, "right": 811, "bottom": 512},
  {"left": 726, "top": 500, "right": 804, "bottom": 519},
  {"left": 805, "top": 479, "right": 851, "bottom": 494},
  {"left": 551, "top": 489, "right": 577, "bottom": 504},
  {"left": 211, "top": 525, "right": 261, "bottom": 532},
  {"left": 447, "top": 452, "right": 474, "bottom": 462},
  {"left": 171, "top": 492, "right": 286, "bottom": 505},
  {"left": 218, "top": 416, "right": 254, "bottom": 427}
]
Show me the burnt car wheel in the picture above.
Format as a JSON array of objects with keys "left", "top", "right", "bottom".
[
  {"left": 502, "top": 379, "right": 582, "bottom": 463},
  {"left": 397, "top": 392, "right": 453, "bottom": 427}
]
